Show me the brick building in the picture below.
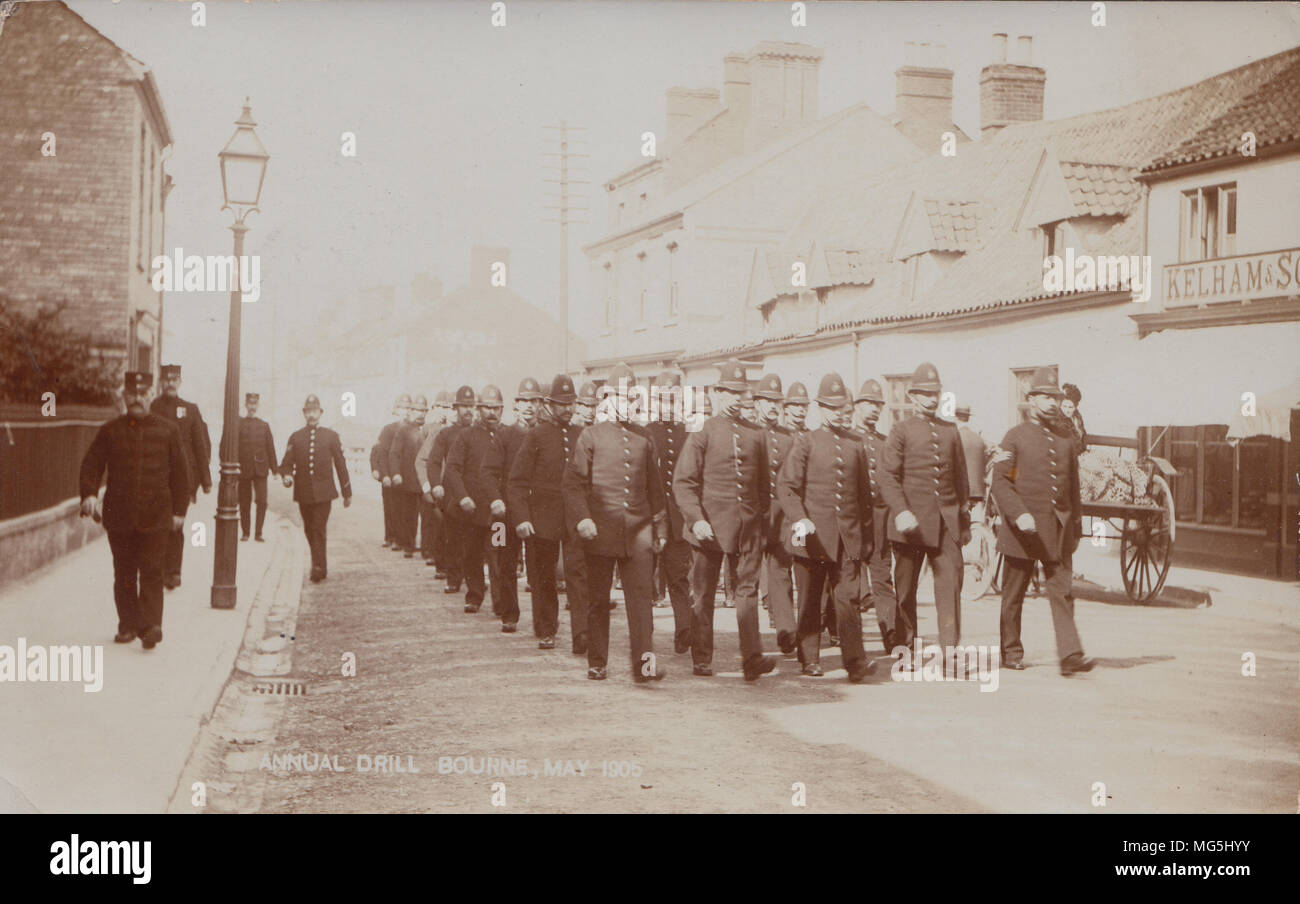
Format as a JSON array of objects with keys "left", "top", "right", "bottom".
[
  {"left": 0, "top": 0, "right": 173, "bottom": 382},
  {"left": 0, "top": 1, "right": 174, "bottom": 586}
]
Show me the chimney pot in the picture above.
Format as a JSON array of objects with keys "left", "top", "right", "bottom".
[
  {"left": 1016, "top": 35, "right": 1033, "bottom": 65},
  {"left": 992, "top": 33, "right": 1008, "bottom": 62}
]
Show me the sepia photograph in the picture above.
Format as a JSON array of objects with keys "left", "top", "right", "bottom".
[{"left": 0, "top": 0, "right": 1297, "bottom": 876}]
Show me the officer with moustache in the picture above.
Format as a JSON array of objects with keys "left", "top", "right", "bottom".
[
  {"left": 445, "top": 385, "right": 525, "bottom": 631},
  {"left": 646, "top": 371, "right": 693, "bottom": 654},
  {"left": 876, "top": 362, "right": 970, "bottom": 659},
  {"left": 371, "top": 396, "right": 407, "bottom": 550},
  {"left": 573, "top": 382, "right": 598, "bottom": 428},
  {"left": 280, "top": 395, "right": 352, "bottom": 583},
  {"left": 237, "top": 392, "right": 278, "bottom": 542},
  {"left": 149, "top": 364, "right": 211, "bottom": 590},
  {"left": 426, "top": 386, "right": 476, "bottom": 594},
  {"left": 754, "top": 373, "right": 798, "bottom": 655},
  {"left": 79, "top": 371, "right": 190, "bottom": 649},
  {"left": 991, "top": 368, "right": 1096, "bottom": 676},
  {"left": 388, "top": 394, "right": 427, "bottom": 558},
  {"left": 562, "top": 368, "right": 667, "bottom": 682},
  {"left": 673, "top": 359, "right": 778, "bottom": 681},
  {"left": 509, "top": 375, "right": 586, "bottom": 651},
  {"left": 514, "top": 377, "right": 542, "bottom": 430},
  {"left": 783, "top": 382, "right": 811, "bottom": 433},
  {"left": 560, "top": 381, "right": 600, "bottom": 621},
  {"left": 777, "top": 373, "right": 877, "bottom": 681},
  {"left": 854, "top": 379, "right": 899, "bottom": 651}
]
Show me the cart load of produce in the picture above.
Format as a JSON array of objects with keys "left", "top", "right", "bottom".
[{"left": 1078, "top": 448, "right": 1153, "bottom": 504}]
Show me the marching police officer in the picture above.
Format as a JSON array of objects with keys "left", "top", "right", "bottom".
[
  {"left": 416, "top": 392, "right": 450, "bottom": 568},
  {"left": 776, "top": 373, "right": 877, "bottom": 681},
  {"left": 854, "top": 378, "right": 899, "bottom": 650},
  {"left": 573, "top": 381, "right": 598, "bottom": 428},
  {"left": 388, "top": 394, "right": 427, "bottom": 558},
  {"left": 515, "top": 377, "right": 542, "bottom": 429},
  {"left": 445, "top": 385, "right": 525, "bottom": 630},
  {"left": 509, "top": 375, "right": 586, "bottom": 651},
  {"left": 426, "top": 386, "right": 476, "bottom": 594},
  {"left": 149, "top": 363, "right": 211, "bottom": 590},
  {"left": 646, "top": 371, "right": 693, "bottom": 654},
  {"left": 783, "top": 382, "right": 810, "bottom": 433},
  {"left": 674, "top": 359, "right": 778, "bottom": 681},
  {"left": 876, "top": 362, "right": 970, "bottom": 659},
  {"left": 371, "top": 396, "right": 407, "bottom": 549},
  {"left": 79, "top": 371, "right": 190, "bottom": 649},
  {"left": 280, "top": 394, "right": 352, "bottom": 583},
  {"left": 238, "top": 392, "right": 278, "bottom": 542},
  {"left": 562, "top": 368, "right": 667, "bottom": 682},
  {"left": 754, "top": 373, "right": 798, "bottom": 655},
  {"left": 991, "top": 368, "right": 1095, "bottom": 676}
]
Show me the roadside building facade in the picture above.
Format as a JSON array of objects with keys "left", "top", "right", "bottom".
[{"left": 594, "top": 36, "right": 1300, "bottom": 580}]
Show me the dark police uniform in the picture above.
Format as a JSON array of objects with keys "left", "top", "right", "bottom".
[
  {"left": 876, "top": 363, "right": 969, "bottom": 652},
  {"left": 508, "top": 380, "right": 585, "bottom": 648},
  {"left": 149, "top": 375, "right": 211, "bottom": 589},
  {"left": 776, "top": 388, "right": 875, "bottom": 680},
  {"left": 444, "top": 393, "right": 524, "bottom": 624},
  {"left": 672, "top": 360, "right": 772, "bottom": 676},
  {"left": 646, "top": 372, "right": 692, "bottom": 654},
  {"left": 991, "top": 382, "right": 1087, "bottom": 669},
  {"left": 371, "top": 418, "right": 400, "bottom": 547},
  {"left": 761, "top": 414, "right": 798, "bottom": 652},
  {"left": 427, "top": 387, "right": 476, "bottom": 592},
  {"left": 237, "top": 393, "right": 277, "bottom": 541},
  {"left": 80, "top": 373, "right": 190, "bottom": 644},
  {"left": 858, "top": 422, "right": 899, "bottom": 649},
  {"left": 280, "top": 401, "right": 351, "bottom": 581},
  {"left": 562, "top": 417, "right": 666, "bottom": 678},
  {"left": 387, "top": 417, "right": 425, "bottom": 556}
]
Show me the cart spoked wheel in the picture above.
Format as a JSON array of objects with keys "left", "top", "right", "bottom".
[
  {"left": 1119, "top": 475, "right": 1175, "bottom": 603},
  {"left": 961, "top": 522, "right": 997, "bottom": 601}
]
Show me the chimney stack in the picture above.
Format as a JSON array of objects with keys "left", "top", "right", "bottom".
[
  {"left": 894, "top": 41, "right": 954, "bottom": 139},
  {"left": 979, "top": 32, "right": 1045, "bottom": 138},
  {"left": 723, "top": 53, "right": 751, "bottom": 120},
  {"left": 742, "top": 41, "right": 823, "bottom": 152}
]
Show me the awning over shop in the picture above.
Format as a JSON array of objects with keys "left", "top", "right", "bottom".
[
  {"left": 1098, "top": 321, "right": 1300, "bottom": 439},
  {"left": 1227, "top": 377, "right": 1299, "bottom": 442}
]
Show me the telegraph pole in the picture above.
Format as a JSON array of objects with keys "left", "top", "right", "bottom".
[{"left": 543, "top": 122, "right": 590, "bottom": 374}]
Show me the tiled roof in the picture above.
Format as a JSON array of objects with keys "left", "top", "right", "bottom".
[
  {"left": 924, "top": 199, "right": 987, "bottom": 250},
  {"left": 1060, "top": 162, "right": 1142, "bottom": 217},
  {"left": 1144, "top": 51, "right": 1300, "bottom": 172}
]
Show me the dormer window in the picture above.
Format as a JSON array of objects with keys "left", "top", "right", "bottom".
[{"left": 1043, "top": 220, "right": 1067, "bottom": 261}]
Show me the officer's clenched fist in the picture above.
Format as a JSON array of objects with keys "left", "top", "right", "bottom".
[
  {"left": 516, "top": 521, "right": 535, "bottom": 539},
  {"left": 1015, "top": 513, "right": 1036, "bottom": 533},
  {"left": 490, "top": 499, "right": 506, "bottom": 518},
  {"left": 576, "top": 518, "right": 598, "bottom": 540},
  {"left": 459, "top": 497, "right": 476, "bottom": 515},
  {"left": 691, "top": 520, "right": 715, "bottom": 542},
  {"left": 432, "top": 485, "right": 445, "bottom": 502}
]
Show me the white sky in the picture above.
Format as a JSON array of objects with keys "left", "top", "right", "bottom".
[{"left": 67, "top": 0, "right": 1300, "bottom": 398}]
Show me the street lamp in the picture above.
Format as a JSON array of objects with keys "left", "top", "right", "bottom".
[{"left": 211, "top": 98, "right": 269, "bottom": 609}]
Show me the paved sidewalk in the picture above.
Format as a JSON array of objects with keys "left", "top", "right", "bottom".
[{"left": 0, "top": 495, "right": 285, "bottom": 813}]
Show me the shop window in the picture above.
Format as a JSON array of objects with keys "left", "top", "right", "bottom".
[
  {"left": 1152, "top": 425, "right": 1275, "bottom": 530},
  {"left": 1179, "top": 182, "right": 1237, "bottom": 262}
]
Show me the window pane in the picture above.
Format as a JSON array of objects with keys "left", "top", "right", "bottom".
[
  {"left": 1170, "top": 440, "right": 1198, "bottom": 520},
  {"left": 1202, "top": 433, "right": 1234, "bottom": 526},
  {"left": 1238, "top": 437, "right": 1272, "bottom": 530}
]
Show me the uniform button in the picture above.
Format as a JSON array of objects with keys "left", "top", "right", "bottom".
[
  {"left": 835, "top": 505, "right": 841, "bottom": 512},
  {"left": 623, "top": 502, "right": 629, "bottom": 508},
  {"left": 625, "top": 475, "right": 631, "bottom": 482},
  {"left": 624, "top": 462, "right": 631, "bottom": 469},
  {"left": 835, "top": 457, "right": 843, "bottom": 464}
]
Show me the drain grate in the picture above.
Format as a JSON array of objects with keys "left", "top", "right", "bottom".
[{"left": 251, "top": 678, "right": 308, "bottom": 696}]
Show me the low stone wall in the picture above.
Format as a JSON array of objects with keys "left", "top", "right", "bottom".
[{"left": 0, "top": 498, "right": 104, "bottom": 588}]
